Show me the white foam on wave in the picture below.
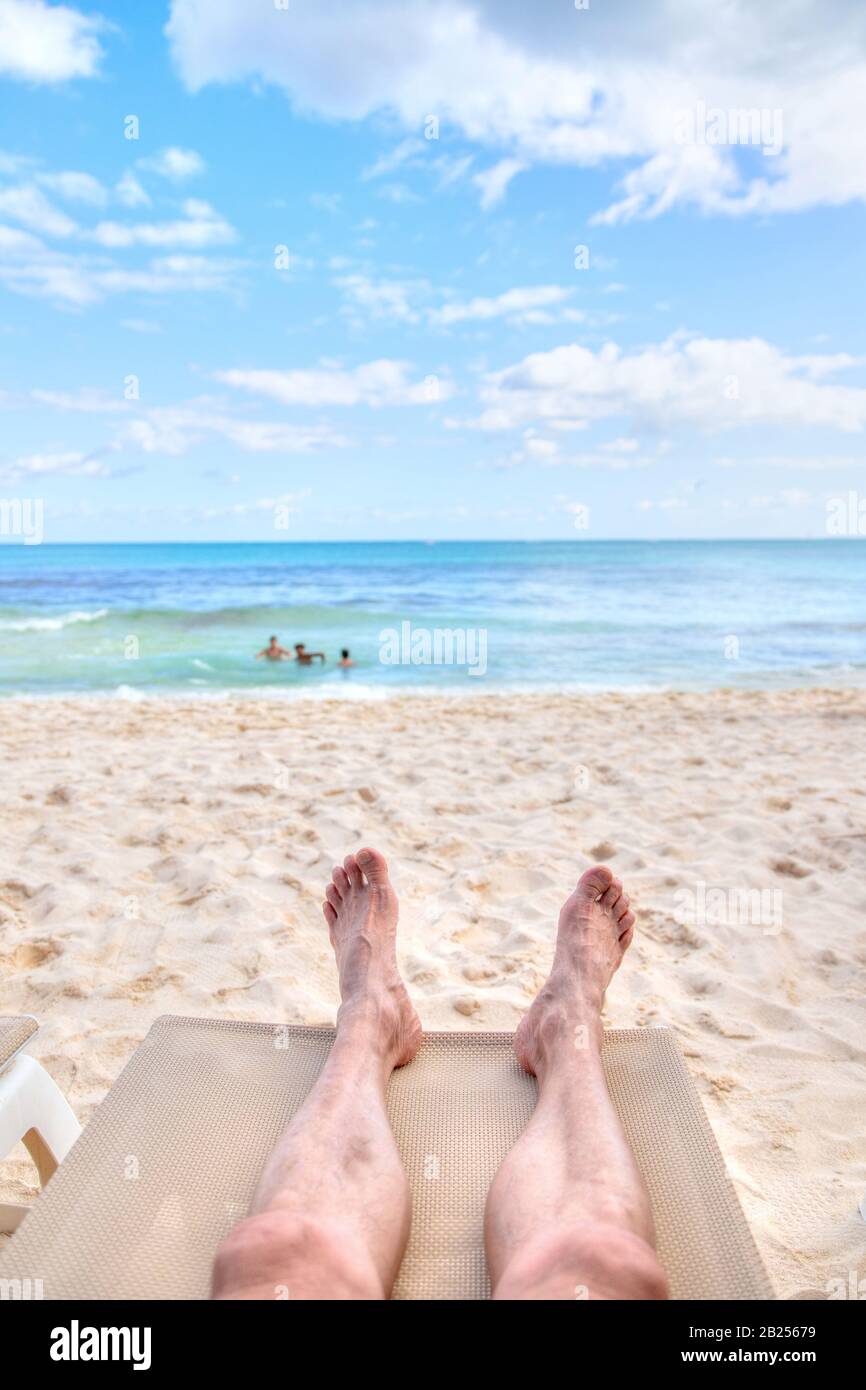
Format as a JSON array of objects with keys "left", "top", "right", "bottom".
[
  {"left": 113, "top": 684, "right": 146, "bottom": 702},
  {"left": 0, "top": 608, "right": 108, "bottom": 633}
]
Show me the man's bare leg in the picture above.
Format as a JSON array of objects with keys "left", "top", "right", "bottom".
[
  {"left": 212, "top": 848, "right": 421, "bottom": 1300},
  {"left": 485, "top": 865, "right": 669, "bottom": 1301}
]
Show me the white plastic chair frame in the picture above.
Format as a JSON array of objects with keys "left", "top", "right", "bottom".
[{"left": 0, "top": 1021, "right": 81, "bottom": 1234}]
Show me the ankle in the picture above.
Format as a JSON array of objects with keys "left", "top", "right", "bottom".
[
  {"left": 541, "top": 1011, "right": 603, "bottom": 1063},
  {"left": 540, "top": 969, "right": 605, "bottom": 1027},
  {"left": 517, "top": 988, "right": 604, "bottom": 1079},
  {"left": 335, "top": 992, "right": 404, "bottom": 1059}
]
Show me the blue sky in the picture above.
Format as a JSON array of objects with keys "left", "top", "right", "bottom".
[{"left": 1, "top": 0, "right": 865, "bottom": 541}]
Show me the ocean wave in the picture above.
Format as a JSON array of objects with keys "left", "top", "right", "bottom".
[
  {"left": 108, "top": 603, "right": 382, "bottom": 624},
  {"left": 0, "top": 608, "right": 108, "bottom": 632}
]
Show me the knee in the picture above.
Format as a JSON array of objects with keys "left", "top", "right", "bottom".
[
  {"left": 578, "top": 1224, "right": 669, "bottom": 1300},
  {"left": 211, "top": 1211, "right": 311, "bottom": 1300},
  {"left": 211, "top": 1210, "right": 383, "bottom": 1300},
  {"left": 495, "top": 1222, "right": 669, "bottom": 1301}
]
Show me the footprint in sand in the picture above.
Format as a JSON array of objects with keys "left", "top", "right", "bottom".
[
  {"left": 0, "top": 939, "right": 60, "bottom": 974},
  {"left": 46, "top": 785, "right": 74, "bottom": 805},
  {"left": 589, "top": 841, "right": 617, "bottom": 859},
  {"left": 0, "top": 879, "right": 36, "bottom": 904},
  {"left": 771, "top": 857, "right": 811, "bottom": 878}
]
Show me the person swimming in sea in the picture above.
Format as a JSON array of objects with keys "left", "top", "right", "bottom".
[
  {"left": 255, "top": 635, "right": 293, "bottom": 662},
  {"left": 295, "top": 642, "right": 326, "bottom": 665},
  {"left": 338, "top": 649, "right": 354, "bottom": 668}
]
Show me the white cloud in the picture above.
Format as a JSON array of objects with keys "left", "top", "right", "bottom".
[
  {"left": 335, "top": 273, "right": 430, "bottom": 324},
  {"left": 0, "top": 184, "right": 77, "bottom": 237},
  {"left": 96, "top": 255, "right": 241, "bottom": 295},
  {"left": 115, "top": 172, "right": 151, "bottom": 208},
  {"left": 332, "top": 275, "right": 582, "bottom": 329},
  {"left": 431, "top": 285, "right": 572, "bottom": 327},
  {"left": 467, "top": 334, "right": 866, "bottom": 434},
  {"left": 200, "top": 489, "right": 311, "bottom": 520},
  {"left": 165, "top": 0, "right": 866, "bottom": 220},
  {"left": 473, "top": 158, "right": 526, "bottom": 209},
  {"left": 376, "top": 182, "right": 421, "bottom": 204},
  {"left": 0, "top": 229, "right": 241, "bottom": 305},
  {"left": 28, "top": 389, "right": 353, "bottom": 457},
  {"left": 214, "top": 359, "right": 452, "bottom": 408},
  {"left": 0, "top": 254, "right": 97, "bottom": 305},
  {"left": 0, "top": 153, "right": 35, "bottom": 176},
  {"left": 117, "top": 407, "right": 350, "bottom": 456},
  {"left": 362, "top": 138, "right": 424, "bottom": 181},
  {"left": 309, "top": 191, "right": 342, "bottom": 214},
  {"left": 432, "top": 153, "right": 474, "bottom": 190},
  {"left": 495, "top": 428, "right": 663, "bottom": 470},
  {"left": 31, "top": 388, "right": 128, "bottom": 413},
  {"left": 3, "top": 450, "right": 112, "bottom": 479},
  {"left": 0, "top": 0, "right": 105, "bottom": 83},
  {"left": 523, "top": 436, "right": 560, "bottom": 460},
  {"left": 0, "top": 223, "right": 43, "bottom": 254},
  {"left": 37, "top": 170, "right": 107, "bottom": 206},
  {"left": 138, "top": 147, "right": 206, "bottom": 181},
  {"left": 91, "top": 202, "right": 235, "bottom": 249},
  {"left": 361, "top": 140, "right": 474, "bottom": 199}
]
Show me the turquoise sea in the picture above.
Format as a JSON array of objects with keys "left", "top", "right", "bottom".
[{"left": 0, "top": 540, "right": 863, "bottom": 696}]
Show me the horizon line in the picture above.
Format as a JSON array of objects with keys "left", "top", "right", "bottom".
[{"left": 0, "top": 536, "right": 855, "bottom": 548}]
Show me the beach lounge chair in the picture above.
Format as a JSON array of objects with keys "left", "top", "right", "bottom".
[
  {"left": 0, "top": 1015, "right": 81, "bottom": 1236},
  {"left": 0, "top": 1014, "right": 773, "bottom": 1299}
]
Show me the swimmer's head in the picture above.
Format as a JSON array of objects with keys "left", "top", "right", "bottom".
[{"left": 341, "top": 649, "right": 349, "bottom": 659}]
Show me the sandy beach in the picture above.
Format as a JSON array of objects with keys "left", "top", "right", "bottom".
[{"left": 1, "top": 688, "right": 864, "bottom": 1298}]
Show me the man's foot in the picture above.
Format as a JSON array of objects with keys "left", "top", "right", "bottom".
[
  {"left": 515, "top": 865, "right": 635, "bottom": 1077},
  {"left": 322, "top": 848, "right": 422, "bottom": 1067}
]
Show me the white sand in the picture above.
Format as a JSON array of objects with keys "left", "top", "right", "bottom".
[{"left": 1, "top": 689, "right": 864, "bottom": 1297}]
